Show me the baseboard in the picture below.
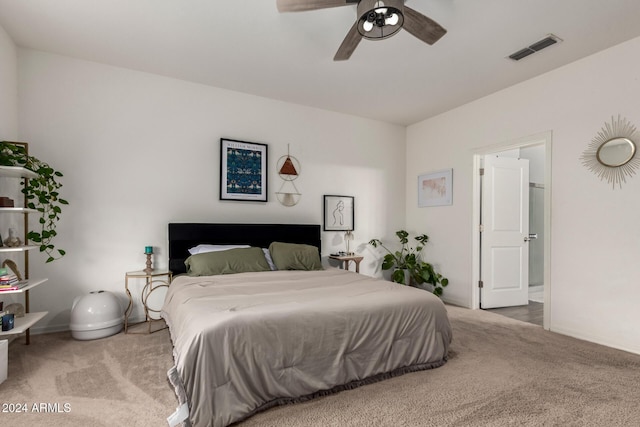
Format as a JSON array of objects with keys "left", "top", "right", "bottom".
[
  {"left": 30, "top": 323, "right": 70, "bottom": 335},
  {"left": 441, "top": 295, "right": 470, "bottom": 309},
  {"left": 28, "top": 316, "right": 145, "bottom": 335},
  {"left": 551, "top": 325, "right": 640, "bottom": 356}
]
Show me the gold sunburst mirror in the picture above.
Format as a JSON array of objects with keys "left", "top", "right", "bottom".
[{"left": 581, "top": 115, "right": 640, "bottom": 189}]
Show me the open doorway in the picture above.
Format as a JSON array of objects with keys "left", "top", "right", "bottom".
[{"left": 471, "top": 132, "right": 551, "bottom": 329}]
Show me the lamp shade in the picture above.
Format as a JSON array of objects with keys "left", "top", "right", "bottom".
[{"left": 344, "top": 230, "right": 354, "bottom": 254}]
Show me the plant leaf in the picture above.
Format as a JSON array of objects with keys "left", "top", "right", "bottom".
[{"left": 391, "top": 269, "right": 406, "bottom": 284}]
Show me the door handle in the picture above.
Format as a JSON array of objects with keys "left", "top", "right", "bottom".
[{"left": 524, "top": 233, "right": 538, "bottom": 242}]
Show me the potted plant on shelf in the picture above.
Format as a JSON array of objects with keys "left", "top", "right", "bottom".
[
  {"left": 369, "top": 230, "right": 448, "bottom": 297},
  {"left": 0, "top": 141, "right": 68, "bottom": 262}
]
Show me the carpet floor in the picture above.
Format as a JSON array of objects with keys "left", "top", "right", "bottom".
[{"left": 2, "top": 305, "right": 639, "bottom": 426}]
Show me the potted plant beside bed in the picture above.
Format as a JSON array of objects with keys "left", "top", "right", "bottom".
[{"left": 369, "top": 230, "right": 448, "bottom": 297}]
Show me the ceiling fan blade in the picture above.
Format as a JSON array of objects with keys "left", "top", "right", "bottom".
[
  {"left": 277, "top": 0, "right": 354, "bottom": 12},
  {"left": 333, "top": 22, "right": 363, "bottom": 61},
  {"left": 402, "top": 6, "right": 447, "bottom": 45}
]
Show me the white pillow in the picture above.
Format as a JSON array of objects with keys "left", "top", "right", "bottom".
[
  {"left": 262, "top": 248, "right": 278, "bottom": 271},
  {"left": 187, "top": 244, "right": 250, "bottom": 255}
]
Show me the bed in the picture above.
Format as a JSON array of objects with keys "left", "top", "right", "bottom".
[{"left": 162, "top": 223, "right": 452, "bottom": 427}]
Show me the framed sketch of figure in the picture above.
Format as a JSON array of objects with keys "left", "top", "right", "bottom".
[{"left": 323, "top": 195, "right": 354, "bottom": 231}]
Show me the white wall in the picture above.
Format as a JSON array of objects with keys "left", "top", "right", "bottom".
[
  {"left": 407, "top": 36, "right": 640, "bottom": 354},
  {"left": 0, "top": 23, "right": 17, "bottom": 139},
  {"left": 15, "top": 49, "right": 406, "bottom": 331},
  {"left": 10, "top": 35, "right": 640, "bottom": 354}
]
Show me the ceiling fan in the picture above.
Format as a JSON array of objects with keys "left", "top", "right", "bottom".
[{"left": 276, "top": 0, "right": 447, "bottom": 61}]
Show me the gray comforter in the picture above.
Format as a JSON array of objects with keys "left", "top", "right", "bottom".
[{"left": 162, "top": 268, "right": 452, "bottom": 427}]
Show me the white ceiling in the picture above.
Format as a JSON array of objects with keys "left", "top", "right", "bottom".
[{"left": 2, "top": 0, "right": 640, "bottom": 126}]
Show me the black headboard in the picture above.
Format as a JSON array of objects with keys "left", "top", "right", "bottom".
[{"left": 168, "top": 223, "right": 322, "bottom": 274}]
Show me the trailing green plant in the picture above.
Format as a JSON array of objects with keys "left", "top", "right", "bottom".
[
  {"left": 369, "top": 230, "right": 448, "bottom": 297},
  {"left": 0, "top": 141, "right": 68, "bottom": 262}
]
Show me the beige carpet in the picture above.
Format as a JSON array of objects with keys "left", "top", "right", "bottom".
[{"left": 2, "top": 305, "right": 640, "bottom": 426}]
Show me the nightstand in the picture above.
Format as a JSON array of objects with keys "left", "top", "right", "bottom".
[
  {"left": 329, "top": 254, "right": 364, "bottom": 273},
  {"left": 124, "top": 270, "right": 172, "bottom": 334}
]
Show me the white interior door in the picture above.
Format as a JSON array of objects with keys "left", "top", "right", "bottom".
[{"left": 481, "top": 155, "right": 530, "bottom": 308}]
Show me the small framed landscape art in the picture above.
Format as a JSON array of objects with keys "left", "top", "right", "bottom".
[
  {"left": 220, "top": 138, "right": 268, "bottom": 202},
  {"left": 418, "top": 169, "right": 453, "bottom": 207},
  {"left": 323, "top": 195, "right": 354, "bottom": 231}
]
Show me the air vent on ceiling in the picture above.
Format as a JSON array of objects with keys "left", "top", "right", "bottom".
[{"left": 508, "top": 34, "right": 562, "bottom": 61}]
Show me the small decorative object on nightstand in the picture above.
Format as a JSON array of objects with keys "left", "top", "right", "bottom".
[
  {"left": 329, "top": 253, "right": 364, "bottom": 273},
  {"left": 124, "top": 269, "right": 172, "bottom": 334},
  {"left": 344, "top": 230, "right": 354, "bottom": 255},
  {"left": 144, "top": 245, "right": 153, "bottom": 273}
]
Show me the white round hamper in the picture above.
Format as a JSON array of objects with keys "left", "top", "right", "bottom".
[{"left": 70, "top": 290, "right": 123, "bottom": 340}]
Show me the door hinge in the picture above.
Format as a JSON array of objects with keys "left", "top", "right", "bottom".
[
  {"left": 478, "top": 280, "right": 484, "bottom": 288},
  {"left": 479, "top": 168, "right": 484, "bottom": 176},
  {"left": 479, "top": 224, "right": 484, "bottom": 232}
]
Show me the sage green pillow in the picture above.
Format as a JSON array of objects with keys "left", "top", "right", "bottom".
[
  {"left": 185, "top": 247, "right": 271, "bottom": 276},
  {"left": 269, "top": 242, "right": 323, "bottom": 271}
]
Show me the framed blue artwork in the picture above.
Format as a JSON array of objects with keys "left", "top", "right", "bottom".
[{"left": 220, "top": 138, "right": 268, "bottom": 202}]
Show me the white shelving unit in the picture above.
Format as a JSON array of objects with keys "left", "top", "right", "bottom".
[
  {"left": 0, "top": 278, "right": 48, "bottom": 295},
  {"left": 0, "top": 149, "right": 48, "bottom": 344},
  {"left": 1, "top": 312, "right": 47, "bottom": 336},
  {"left": 0, "top": 207, "right": 39, "bottom": 214},
  {"left": 0, "top": 165, "right": 38, "bottom": 179},
  {"left": 0, "top": 245, "right": 39, "bottom": 253}
]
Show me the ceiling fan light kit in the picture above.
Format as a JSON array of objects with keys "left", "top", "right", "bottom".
[
  {"left": 276, "top": 0, "right": 447, "bottom": 61},
  {"left": 357, "top": 0, "right": 404, "bottom": 40}
]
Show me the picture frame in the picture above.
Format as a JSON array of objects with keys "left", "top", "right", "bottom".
[
  {"left": 418, "top": 168, "right": 453, "bottom": 207},
  {"left": 323, "top": 195, "right": 354, "bottom": 231},
  {"left": 220, "top": 138, "right": 268, "bottom": 202}
]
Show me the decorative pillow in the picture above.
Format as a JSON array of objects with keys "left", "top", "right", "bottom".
[
  {"left": 188, "top": 244, "right": 250, "bottom": 255},
  {"left": 262, "top": 248, "right": 278, "bottom": 271},
  {"left": 185, "top": 247, "right": 271, "bottom": 276},
  {"left": 269, "top": 242, "right": 323, "bottom": 271}
]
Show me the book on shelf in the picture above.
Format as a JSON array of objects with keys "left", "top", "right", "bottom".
[
  {"left": 0, "top": 281, "right": 27, "bottom": 291},
  {"left": 0, "top": 273, "right": 19, "bottom": 285},
  {"left": 0, "top": 282, "right": 18, "bottom": 287}
]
